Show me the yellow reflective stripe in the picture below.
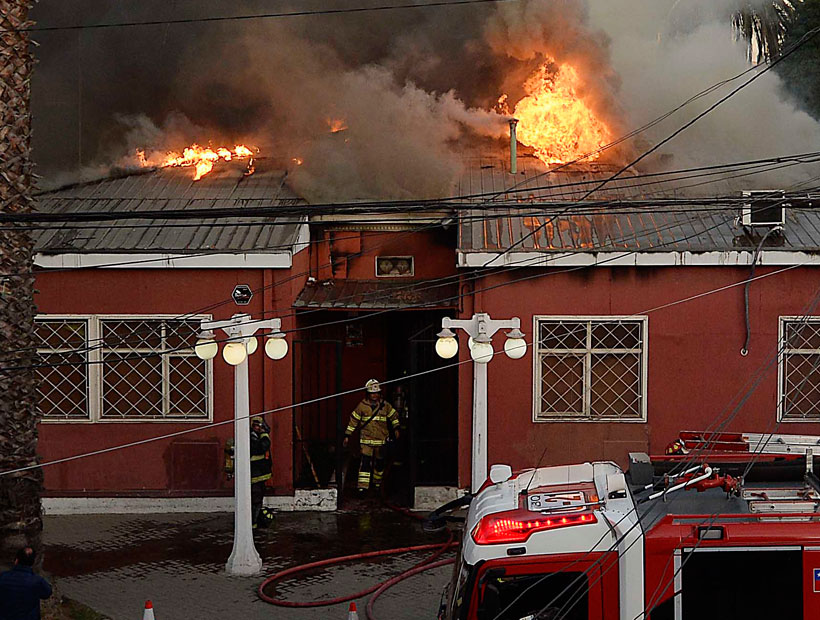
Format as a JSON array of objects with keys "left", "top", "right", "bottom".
[
  {"left": 250, "top": 455, "right": 267, "bottom": 462},
  {"left": 251, "top": 473, "right": 271, "bottom": 483},
  {"left": 345, "top": 424, "right": 356, "bottom": 435},
  {"left": 360, "top": 439, "right": 386, "bottom": 446},
  {"left": 351, "top": 411, "right": 362, "bottom": 420},
  {"left": 390, "top": 419, "right": 400, "bottom": 427}
]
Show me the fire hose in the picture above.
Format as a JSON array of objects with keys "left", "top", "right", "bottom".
[
  {"left": 257, "top": 534, "right": 456, "bottom": 618},
  {"left": 258, "top": 495, "right": 472, "bottom": 618}
]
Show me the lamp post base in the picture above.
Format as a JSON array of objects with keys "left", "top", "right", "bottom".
[{"left": 225, "top": 546, "right": 263, "bottom": 576}]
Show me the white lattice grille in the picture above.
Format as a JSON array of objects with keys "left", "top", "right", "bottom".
[
  {"left": 35, "top": 319, "right": 90, "bottom": 420},
  {"left": 100, "top": 318, "right": 208, "bottom": 420},
  {"left": 780, "top": 319, "right": 820, "bottom": 421},
  {"left": 535, "top": 318, "right": 646, "bottom": 421}
]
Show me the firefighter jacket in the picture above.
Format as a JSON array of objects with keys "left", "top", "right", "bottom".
[
  {"left": 345, "top": 398, "right": 399, "bottom": 447},
  {"left": 250, "top": 430, "right": 272, "bottom": 484}
]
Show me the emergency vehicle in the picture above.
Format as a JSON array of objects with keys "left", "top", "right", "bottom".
[{"left": 436, "top": 432, "right": 820, "bottom": 620}]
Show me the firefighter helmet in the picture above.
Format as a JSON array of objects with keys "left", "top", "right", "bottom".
[
  {"left": 251, "top": 416, "right": 264, "bottom": 425},
  {"left": 365, "top": 379, "right": 381, "bottom": 393}
]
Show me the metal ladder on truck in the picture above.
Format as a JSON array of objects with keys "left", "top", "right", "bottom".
[{"left": 741, "top": 446, "right": 820, "bottom": 514}]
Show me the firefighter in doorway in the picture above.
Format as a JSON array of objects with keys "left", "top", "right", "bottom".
[
  {"left": 343, "top": 379, "right": 400, "bottom": 494},
  {"left": 250, "top": 416, "right": 274, "bottom": 528}
]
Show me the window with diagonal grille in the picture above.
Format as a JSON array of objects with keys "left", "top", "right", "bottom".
[
  {"left": 100, "top": 318, "right": 208, "bottom": 420},
  {"left": 779, "top": 318, "right": 820, "bottom": 421},
  {"left": 35, "top": 315, "right": 210, "bottom": 423},
  {"left": 35, "top": 319, "right": 90, "bottom": 420},
  {"left": 534, "top": 317, "right": 647, "bottom": 421}
]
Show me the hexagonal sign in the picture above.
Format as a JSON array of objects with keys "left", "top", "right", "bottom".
[{"left": 232, "top": 284, "right": 253, "bottom": 306}]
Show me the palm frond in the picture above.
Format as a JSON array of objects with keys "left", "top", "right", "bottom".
[{"left": 733, "top": 0, "right": 801, "bottom": 62}]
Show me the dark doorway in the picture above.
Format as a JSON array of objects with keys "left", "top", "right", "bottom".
[
  {"left": 292, "top": 339, "right": 342, "bottom": 490},
  {"left": 292, "top": 309, "right": 458, "bottom": 505}
]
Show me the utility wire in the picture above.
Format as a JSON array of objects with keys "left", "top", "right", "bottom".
[
  {"left": 483, "top": 23, "right": 820, "bottom": 268},
  {"left": 12, "top": 0, "right": 519, "bottom": 33},
  {"left": 3, "top": 269, "right": 816, "bottom": 476}
]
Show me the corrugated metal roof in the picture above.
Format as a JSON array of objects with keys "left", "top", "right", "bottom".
[
  {"left": 456, "top": 155, "right": 820, "bottom": 253},
  {"left": 33, "top": 158, "right": 306, "bottom": 254},
  {"left": 293, "top": 279, "right": 459, "bottom": 310}
]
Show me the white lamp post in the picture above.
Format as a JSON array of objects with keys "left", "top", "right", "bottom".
[
  {"left": 195, "top": 313, "right": 288, "bottom": 576},
  {"left": 436, "top": 313, "right": 525, "bottom": 493}
]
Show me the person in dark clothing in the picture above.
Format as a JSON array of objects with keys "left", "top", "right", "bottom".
[
  {"left": 0, "top": 547, "right": 52, "bottom": 620},
  {"left": 250, "top": 416, "right": 273, "bottom": 529}
]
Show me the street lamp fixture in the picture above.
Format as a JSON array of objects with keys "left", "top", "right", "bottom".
[
  {"left": 245, "top": 336, "right": 258, "bottom": 356},
  {"left": 195, "top": 313, "right": 288, "bottom": 576},
  {"left": 435, "top": 327, "right": 458, "bottom": 359},
  {"left": 469, "top": 334, "right": 494, "bottom": 364},
  {"left": 194, "top": 330, "right": 218, "bottom": 361},
  {"left": 503, "top": 328, "right": 527, "bottom": 360},
  {"left": 223, "top": 339, "right": 248, "bottom": 366},
  {"left": 264, "top": 331, "right": 288, "bottom": 360},
  {"left": 435, "top": 313, "right": 524, "bottom": 492}
]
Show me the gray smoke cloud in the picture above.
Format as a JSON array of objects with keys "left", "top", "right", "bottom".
[
  {"left": 31, "top": 0, "right": 820, "bottom": 199},
  {"left": 587, "top": 0, "right": 820, "bottom": 187}
]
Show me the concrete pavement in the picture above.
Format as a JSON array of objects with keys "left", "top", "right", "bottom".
[{"left": 43, "top": 508, "right": 454, "bottom": 619}]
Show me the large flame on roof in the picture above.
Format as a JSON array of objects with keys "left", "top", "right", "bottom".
[
  {"left": 500, "top": 60, "right": 611, "bottom": 165},
  {"left": 136, "top": 144, "right": 257, "bottom": 180}
]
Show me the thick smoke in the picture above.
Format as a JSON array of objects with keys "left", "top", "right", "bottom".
[
  {"left": 31, "top": 0, "right": 820, "bottom": 198},
  {"left": 587, "top": 0, "right": 820, "bottom": 187}
]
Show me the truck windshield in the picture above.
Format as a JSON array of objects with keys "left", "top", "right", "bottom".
[{"left": 476, "top": 572, "right": 589, "bottom": 620}]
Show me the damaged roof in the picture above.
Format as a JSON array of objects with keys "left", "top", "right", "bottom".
[
  {"left": 293, "top": 279, "right": 459, "bottom": 310},
  {"left": 456, "top": 155, "right": 820, "bottom": 255},
  {"left": 33, "top": 158, "right": 306, "bottom": 255}
]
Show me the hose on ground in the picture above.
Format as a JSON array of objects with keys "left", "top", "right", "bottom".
[{"left": 257, "top": 532, "right": 456, "bottom": 608}]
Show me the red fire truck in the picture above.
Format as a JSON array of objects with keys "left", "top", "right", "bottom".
[{"left": 437, "top": 432, "right": 820, "bottom": 620}]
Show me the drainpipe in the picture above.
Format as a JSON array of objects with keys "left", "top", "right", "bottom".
[{"left": 509, "top": 119, "right": 519, "bottom": 175}]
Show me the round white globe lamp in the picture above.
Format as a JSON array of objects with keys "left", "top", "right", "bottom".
[
  {"left": 470, "top": 336, "right": 494, "bottom": 364},
  {"left": 435, "top": 328, "right": 458, "bottom": 359},
  {"left": 265, "top": 333, "right": 289, "bottom": 360},
  {"left": 504, "top": 328, "right": 527, "bottom": 360},
  {"left": 194, "top": 331, "right": 219, "bottom": 361},
  {"left": 223, "top": 340, "right": 248, "bottom": 366},
  {"left": 245, "top": 336, "right": 258, "bottom": 356}
]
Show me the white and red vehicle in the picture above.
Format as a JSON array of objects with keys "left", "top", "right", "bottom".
[{"left": 437, "top": 436, "right": 820, "bottom": 620}]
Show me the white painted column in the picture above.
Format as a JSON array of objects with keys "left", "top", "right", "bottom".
[
  {"left": 225, "top": 356, "right": 262, "bottom": 575},
  {"left": 472, "top": 361, "right": 488, "bottom": 493}
]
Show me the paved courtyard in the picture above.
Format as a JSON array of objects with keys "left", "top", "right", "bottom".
[{"left": 43, "top": 508, "right": 454, "bottom": 620}]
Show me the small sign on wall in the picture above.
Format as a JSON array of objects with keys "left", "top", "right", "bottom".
[
  {"left": 814, "top": 568, "right": 820, "bottom": 593},
  {"left": 232, "top": 284, "right": 253, "bottom": 306}
]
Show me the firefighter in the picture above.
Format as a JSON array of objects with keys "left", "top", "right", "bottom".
[
  {"left": 250, "top": 416, "right": 273, "bottom": 529},
  {"left": 343, "top": 379, "right": 400, "bottom": 495}
]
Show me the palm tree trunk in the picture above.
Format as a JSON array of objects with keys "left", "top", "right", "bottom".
[{"left": 0, "top": 0, "right": 43, "bottom": 561}]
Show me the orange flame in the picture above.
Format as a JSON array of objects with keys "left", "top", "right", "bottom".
[
  {"left": 501, "top": 61, "right": 610, "bottom": 165},
  {"left": 137, "top": 144, "right": 256, "bottom": 180},
  {"left": 327, "top": 118, "right": 348, "bottom": 133}
]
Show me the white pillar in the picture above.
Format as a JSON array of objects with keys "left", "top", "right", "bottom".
[
  {"left": 472, "top": 361, "right": 488, "bottom": 493},
  {"left": 225, "top": 356, "right": 262, "bottom": 575}
]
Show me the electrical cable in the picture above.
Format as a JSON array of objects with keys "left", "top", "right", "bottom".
[
  {"left": 12, "top": 0, "right": 520, "bottom": 33},
  {"left": 492, "top": 282, "right": 820, "bottom": 620},
  {"left": 1, "top": 205, "right": 748, "bottom": 371},
  {"left": 741, "top": 224, "right": 783, "bottom": 356},
  {"left": 482, "top": 23, "right": 820, "bottom": 268}
]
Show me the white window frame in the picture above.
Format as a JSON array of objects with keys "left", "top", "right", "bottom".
[
  {"left": 532, "top": 315, "right": 648, "bottom": 423},
  {"left": 36, "top": 314, "right": 213, "bottom": 424},
  {"left": 777, "top": 316, "right": 820, "bottom": 423}
]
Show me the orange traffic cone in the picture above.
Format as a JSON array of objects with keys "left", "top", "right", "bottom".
[
  {"left": 347, "top": 602, "right": 359, "bottom": 620},
  {"left": 142, "top": 600, "right": 156, "bottom": 620}
]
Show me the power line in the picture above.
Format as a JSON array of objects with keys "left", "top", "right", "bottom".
[
  {"left": 483, "top": 23, "right": 820, "bottom": 267},
  {"left": 3, "top": 268, "right": 816, "bottom": 475},
  {"left": 13, "top": 0, "right": 519, "bottom": 33}
]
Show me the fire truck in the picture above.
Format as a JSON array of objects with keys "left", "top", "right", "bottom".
[{"left": 436, "top": 432, "right": 820, "bottom": 620}]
